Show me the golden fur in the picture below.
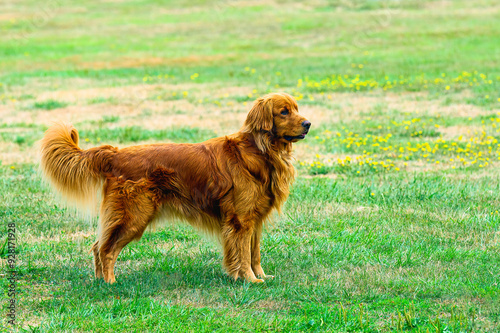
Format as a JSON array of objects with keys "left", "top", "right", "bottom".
[{"left": 39, "top": 92, "right": 310, "bottom": 283}]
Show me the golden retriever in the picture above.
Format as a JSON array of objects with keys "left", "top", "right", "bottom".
[{"left": 39, "top": 92, "right": 310, "bottom": 283}]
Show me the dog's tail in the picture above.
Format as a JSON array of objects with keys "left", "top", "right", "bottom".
[{"left": 39, "top": 122, "right": 118, "bottom": 212}]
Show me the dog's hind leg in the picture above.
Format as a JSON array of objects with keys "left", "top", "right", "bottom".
[
  {"left": 97, "top": 178, "right": 157, "bottom": 284},
  {"left": 99, "top": 224, "right": 148, "bottom": 284},
  {"left": 91, "top": 240, "right": 103, "bottom": 279}
]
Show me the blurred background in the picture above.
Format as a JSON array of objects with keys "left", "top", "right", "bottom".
[{"left": 1, "top": 0, "right": 499, "bottom": 166}]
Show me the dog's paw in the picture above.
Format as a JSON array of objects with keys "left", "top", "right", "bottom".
[{"left": 241, "top": 274, "right": 265, "bottom": 283}]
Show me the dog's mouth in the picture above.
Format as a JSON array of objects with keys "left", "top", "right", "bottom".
[{"left": 284, "top": 133, "right": 307, "bottom": 141}]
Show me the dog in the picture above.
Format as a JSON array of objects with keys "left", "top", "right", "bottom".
[{"left": 39, "top": 92, "right": 310, "bottom": 283}]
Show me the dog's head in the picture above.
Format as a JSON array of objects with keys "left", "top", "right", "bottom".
[{"left": 242, "top": 93, "right": 311, "bottom": 152}]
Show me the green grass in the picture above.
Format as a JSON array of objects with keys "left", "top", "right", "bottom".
[
  {"left": 0, "top": 125, "right": 216, "bottom": 149},
  {"left": 78, "top": 126, "right": 217, "bottom": 145},
  {"left": 1, "top": 165, "right": 499, "bottom": 331},
  {"left": 33, "top": 100, "right": 68, "bottom": 110},
  {"left": 1, "top": 0, "right": 500, "bottom": 332}
]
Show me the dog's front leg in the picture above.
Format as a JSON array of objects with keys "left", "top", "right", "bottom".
[
  {"left": 251, "top": 223, "right": 274, "bottom": 280},
  {"left": 222, "top": 216, "right": 264, "bottom": 283}
]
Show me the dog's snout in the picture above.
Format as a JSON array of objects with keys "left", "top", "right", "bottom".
[{"left": 302, "top": 120, "right": 311, "bottom": 130}]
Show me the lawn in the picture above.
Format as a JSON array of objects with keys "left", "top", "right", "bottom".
[{"left": 1, "top": 0, "right": 500, "bottom": 331}]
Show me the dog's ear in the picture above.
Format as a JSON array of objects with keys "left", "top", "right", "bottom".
[
  {"left": 241, "top": 97, "right": 274, "bottom": 152},
  {"left": 244, "top": 97, "right": 274, "bottom": 133}
]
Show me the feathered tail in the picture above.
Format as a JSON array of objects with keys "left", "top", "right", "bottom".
[{"left": 39, "top": 122, "right": 117, "bottom": 211}]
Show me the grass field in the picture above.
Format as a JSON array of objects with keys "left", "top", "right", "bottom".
[{"left": 1, "top": 0, "right": 500, "bottom": 331}]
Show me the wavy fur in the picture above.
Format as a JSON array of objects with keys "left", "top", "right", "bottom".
[
  {"left": 39, "top": 122, "right": 117, "bottom": 212},
  {"left": 39, "top": 93, "right": 310, "bottom": 284}
]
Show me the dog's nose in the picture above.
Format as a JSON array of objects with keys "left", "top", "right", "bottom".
[{"left": 302, "top": 120, "right": 311, "bottom": 130}]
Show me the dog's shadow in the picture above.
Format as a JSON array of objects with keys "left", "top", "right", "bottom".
[{"left": 38, "top": 254, "right": 244, "bottom": 301}]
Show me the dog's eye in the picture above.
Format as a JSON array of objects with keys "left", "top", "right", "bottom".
[{"left": 281, "top": 108, "right": 289, "bottom": 115}]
